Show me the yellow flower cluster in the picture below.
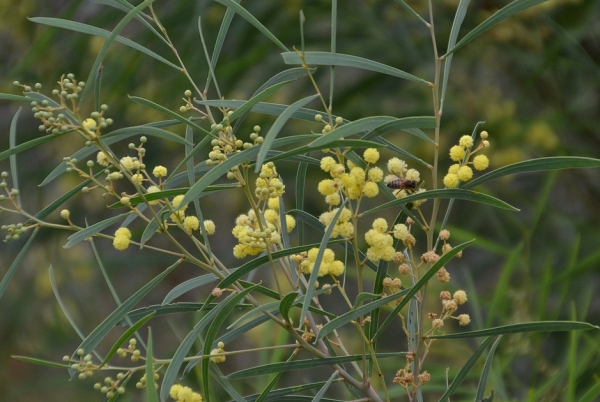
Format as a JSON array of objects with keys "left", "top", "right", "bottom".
[
  {"left": 210, "top": 342, "right": 226, "bottom": 363},
  {"left": 443, "top": 132, "right": 490, "bottom": 189},
  {"left": 317, "top": 148, "right": 384, "bottom": 205},
  {"left": 169, "top": 384, "right": 203, "bottom": 402},
  {"left": 255, "top": 163, "right": 285, "bottom": 201},
  {"left": 318, "top": 207, "right": 354, "bottom": 238},
  {"left": 113, "top": 227, "right": 132, "bottom": 251},
  {"left": 298, "top": 248, "right": 345, "bottom": 277},
  {"left": 365, "top": 218, "right": 396, "bottom": 262},
  {"left": 232, "top": 206, "right": 294, "bottom": 259}
]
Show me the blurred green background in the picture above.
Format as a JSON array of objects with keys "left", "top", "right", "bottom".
[{"left": 1, "top": 0, "right": 599, "bottom": 400}]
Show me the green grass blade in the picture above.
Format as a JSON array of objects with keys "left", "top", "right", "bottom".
[
  {"left": 145, "top": 328, "right": 159, "bottom": 402},
  {"left": 440, "top": 0, "right": 471, "bottom": 112},
  {"left": 361, "top": 188, "right": 518, "bottom": 217},
  {"left": 255, "top": 94, "right": 319, "bottom": 171},
  {"left": 444, "top": 0, "right": 548, "bottom": 57},
  {"left": 463, "top": 156, "right": 600, "bottom": 189},
  {"left": 428, "top": 321, "right": 598, "bottom": 339},
  {"left": 309, "top": 116, "right": 435, "bottom": 148},
  {"left": 11, "top": 356, "right": 70, "bottom": 369},
  {"left": 282, "top": 52, "right": 431, "bottom": 85},
  {"left": 70, "top": 259, "right": 180, "bottom": 366},
  {"left": 198, "top": 16, "right": 222, "bottom": 99},
  {"left": 28, "top": 17, "right": 179, "bottom": 70},
  {"left": 63, "top": 212, "right": 131, "bottom": 249},
  {"left": 436, "top": 336, "right": 496, "bottom": 401},
  {"left": 100, "top": 313, "right": 155, "bottom": 368},
  {"left": 0, "top": 228, "right": 39, "bottom": 301},
  {"left": 226, "top": 353, "right": 402, "bottom": 379},
  {"left": 213, "top": 0, "right": 288, "bottom": 52},
  {"left": 486, "top": 243, "right": 523, "bottom": 325},
  {"left": 79, "top": 0, "right": 158, "bottom": 104},
  {"left": 103, "top": 125, "right": 192, "bottom": 146},
  {"left": 475, "top": 335, "right": 503, "bottom": 401},
  {"left": 205, "top": 0, "right": 239, "bottom": 91},
  {"left": 372, "top": 240, "right": 474, "bottom": 340},
  {"left": 202, "top": 285, "right": 258, "bottom": 402}
]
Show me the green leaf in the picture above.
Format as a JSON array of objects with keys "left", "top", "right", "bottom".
[
  {"left": 392, "top": 0, "right": 428, "bottom": 24},
  {"left": 70, "top": 260, "right": 180, "bottom": 368},
  {"left": 255, "top": 94, "right": 319, "bottom": 171},
  {"left": 353, "top": 292, "right": 381, "bottom": 309},
  {"left": 436, "top": 336, "right": 496, "bottom": 401},
  {"left": 444, "top": 0, "right": 548, "bottom": 57},
  {"left": 128, "top": 96, "right": 213, "bottom": 137},
  {"left": 372, "top": 240, "right": 474, "bottom": 340},
  {"left": 9, "top": 108, "right": 21, "bottom": 207},
  {"left": 146, "top": 329, "right": 159, "bottom": 402},
  {"left": 101, "top": 313, "right": 154, "bottom": 368},
  {"left": 204, "top": 0, "right": 239, "bottom": 91},
  {"left": 213, "top": 0, "right": 288, "bottom": 52},
  {"left": 282, "top": 52, "right": 431, "bottom": 85},
  {"left": 49, "top": 265, "right": 87, "bottom": 342},
  {"left": 79, "top": 0, "right": 158, "bottom": 104},
  {"left": 428, "top": 321, "right": 598, "bottom": 339},
  {"left": 162, "top": 273, "right": 221, "bottom": 305},
  {"left": 463, "top": 156, "right": 600, "bottom": 189},
  {"left": 363, "top": 118, "right": 435, "bottom": 144},
  {"left": 64, "top": 212, "right": 131, "bottom": 249},
  {"left": 280, "top": 292, "right": 299, "bottom": 325},
  {"left": 125, "top": 303, "right": 252, "bottom": 324},
  {"left": 0, "top": 93, "right": 32, "bottom": 102},
  {"left": 0, "top": 228, "right": 39, "bottom": 301},
  {"left": 475, "top": 335, "right": 503, "bottom": 402},
  {"left": 309, "top": 116, "right": 435, "bottom": 148},
  {"left": 28, "top": 17, "right": 180, "bottom": 70},
  {"left": 0, "top": 131, "right": 71, "bottom": 163},
  {"left": 103, "top": 125, "right": 192, "bottom": 146},
  {"left": 361, "top": 188, "right": 519, "bottom": 217},
  {"left": 11, "top": 356, "right": 70, "bottom": 370},
  {"left": 107, "top": 185, "right": 237, "bottom": 209},
  {"left": 226, "top": 353, "right": 402, "bottom": 379}
]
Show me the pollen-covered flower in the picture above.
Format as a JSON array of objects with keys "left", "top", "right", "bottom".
[
  {"left": 318, "top": 179, "right": 337, "bottom": 196},
  {"left": 202, "top": 220, "right": 216, "bottom": 235},
  {"left": 473, "top": 154, "right": 489, "bottom": 171},
  {"left": 458, "top": 135, "right": 473, "bottom": 148},
  {"left": 120, "top": 156, "right": 140, "bottom": 171},
  {"left": 113, "top": 227, "right": 131, "bottom": 251},
  {"left": 368, "top": 166, "right": 384, "bottom": 182},
  {"left": 285, "top": 215, "right": 296, "bottom": 232},
  {"left": 320, "top": 156, "right": 337, "bottom": 172},
  {"left": 153, "top": 165, "right": 168, "bottom": 178},
  {"left": 210, "top": 342, "right": 226, "bottom": 363},
  {"left": 458, "top": 314, "right": 471, "bottom": 326},
  {"left": 453, "top": 290, "right": 467, "bottom": 305},
  {"left": 387, "top": 157, "right": 407, "bottom": 175},
  {"left": 131, "top": 173, "right": 144, "bottom": 185},
  {"left": 96, "top": 151, "right": 110, "bottom": 167},
  {"left": 443, "top": 173, "right": 459, "bottom": 188},
  {"left": 300, "top": 247, "right": 345, "bottom": 277},
  {"left": 362, "top": 182, "right": 379, "bottom": 198},
  {"left": 449, "top": 145, "right": 465, "bottom": 162},
  {"left": 182, "top": 216, "right": 200, "bottom": 234},
  {"left": 405, "top": 169, "right": 420, "bottom": 182},
  {"left": 393, "top": 223, "right": 409, "bottom": 240},
  {"left": 146, "top": 185, "right": 161, "bottom": 205},
  {"left": 325, "top": 192, "right": 341, "bottom": 206},
  {"left": 457, "top": 165, "right": 473, "bottom": 182},
  {"left": 82, "top": 118, "right": 96, "bottom": 131},
  {"left": 363, "top": 148, "right": 380, "bottom": 164},
  {"left": 365, "top": 219, "right": 395, "bottom": 262},
  {"left": 170, "top": 384, "right": 204, "bottom": 402}
]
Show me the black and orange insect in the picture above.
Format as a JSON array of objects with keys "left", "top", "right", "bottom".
[{"left": 386, "top": 178, "right": 418, "bottom": 191}]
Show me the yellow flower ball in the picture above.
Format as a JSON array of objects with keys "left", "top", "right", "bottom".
[
  {"left": 96, "top": 151, "right": 110, "bottom": 167},
  {"left": 393, "top": 223, "right": 409, "bottom": 240},
  {"left": 320, "top": 156, "right": 337, "bottom": 172},
  {"left": 325, "top": 192, "right": 341, "bottom": 206},
  {"left": 328, "top": 260, "right": 345, "bottom": 276},
  {"left": 183, "top": 216, "right": 200, "bottom": 234},
  {"left": 203, "top": 220, "right": 216, "bottom": 235},
  {"left": 443, "top": 173, "right": 459, "bottom": 188},
  {"left": 146, "top": 185, "right": 161, "bottom": 205},
  {"left": 131, "top": 173, "right": 144, "bottom": 185},
  {"left": 458, "top": 135, "right": 473, "bottom": 148},
  {"left": 285, "top": 215, "right": 296, "bottom": 232},
  {"left": 350, "top": 167, "right": 366, "bottom": 184},
  {"left": 267, "top": 197, "right": 280, "bottom": 210},
  {"left": 113, "top": 227, "right": 131, "bottom": 251},
  {"left": 264, "top": 209, "right": 279, "bottom": 224},
  {"left": 115, "top": 227, "right": 132, "bottom": 239},
  {"left": 318, "top": 179, "right": 337, "bottom": 196},
  {"left": 405, "top": 168, "right": 420, "bottom": 182},
  {"left": 152, "top": 165, "right": 168, "bottom": 178},
  {"left": 448, "top": 164, "right": 460, "bottom": 174},
  {"left": 449, "top": 145, "right": 466, "bottom": 162},
  {"left": 387, "top": 157, "right": 407, "bottom": 175},
  {"left": 367, "top": 166, "right": 383, "bottom": 182},
  {"left": 362, "top": 181, "right": 379, "bottom": 198},
  {"left": 457, "top": 165, "right": 473, "bottom": 182},
  {"left": 172, "top": 195, "right": 188, "bottom": 211},
  {"left": 372, "top": 217, "right": 388, "bottom": 233},
  {"left": 473, "top": 154, "right": 489, "bottom": 171},
  {"left": 82, "top": 118, "right": 96, "bottom": 130},
  {"left": 363, "top": 148, "right": 380, "bottom": 164}
]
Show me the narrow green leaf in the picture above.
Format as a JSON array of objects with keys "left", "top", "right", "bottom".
[
  {"left": 64, "top": 212, "right": 130, "bottom": 249},
  {"left": 372, "top": 240, "right": 474, "bottom": 340},
  {"left": 205, "top": 0, "right": 239, "bottom": 91},
  {"left": 263, "top": 139, "right": 382, "bottom": 166},
  {"left": 108, "top": 185, "right": 237, "bottom": 209},
  {"left": 428, "top": 321, "right": 598, "bottom": 339},
  {"left": 0, "top": 130, "right": 70, "bottom": 163},
  {"left": 374, "top": 136, "right": 431, "bottom": 168},
  {"left": 79, "top": 0, "right": 158, "bottom": 104},
  {"left": 353, "top": 293, "right": 381, "bottom": 309},
  {"left": 255, "top": 94, "right": 319, "bottom": 171},
  {"left": 213, "top": 0, "right": 289, "bottom": 52},
  {"left": 280, "top": 292, "right": 299, "bottom": 325},
  {"left": 125, "top": 303, "right": 253, "bottom": 324},
  {"left": 49, "top": 265, "right": 87, "bottom": 342},
  {"left": 392, "top": 0, "right": 428, "bottom": 24},
  {"left": 101, "top": 313, "right": 155, "bottom": 368},
  {"left": 240, "top": 381, "right": 331, "bottom": 402},
  {"left": 361, "top": 188, "right": 518, "bottom": 217},
  {"left": 28, "top": 17, "right": 180, "bottom": 70},
  {"left": 436, "top": 336, "right": 496, "bottom": 401},
  {"left": 70, "top": 260, "right": 180, "bottom": 366},
  {"left": 363, "top": 119, "right": 435, "bottom": 144},
  {"left": 475, "top": 335, "right": 503, "bottom": 401},
  {"left": 128, "top": 96, "right": 212, "bottom": 137},
  {"left": 162, "top": 273, "right": 221, "bottom": 305},
  {"left": 226, "top": 353, "right": 402, "bottom": 379},
  {"left": 103, "top": 125, "right": 192, "bottom": 146},
  {"left": 309, "top": 116, "right": 435, "bottom": 148},
  {"left": 282, "top": 52, "right": 431, "bottom": 85},
  {"left": 9, "top": 108, "right": 22, "bottom": 207},
  {"left": 463, "top": 156, "right": 600, "bottom": 189},
  {"left": 0, "top": 228, "right": 39, "bottom": 301},
  {"left": 0, "top": 93, "right": 31, "bottom": 102},
  {"left": 444, "top": 0, "right": 548, "bottom": 57},
  {"left": 146, "top": 329, "right": 159, "bottom": 402},
  {"left": 12, "top": 356, "right": 70, "bottom": 369}
]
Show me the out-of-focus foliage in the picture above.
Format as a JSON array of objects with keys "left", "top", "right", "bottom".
[{"left": 1, "top": 0, "right": 599, "bottom": 400}]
